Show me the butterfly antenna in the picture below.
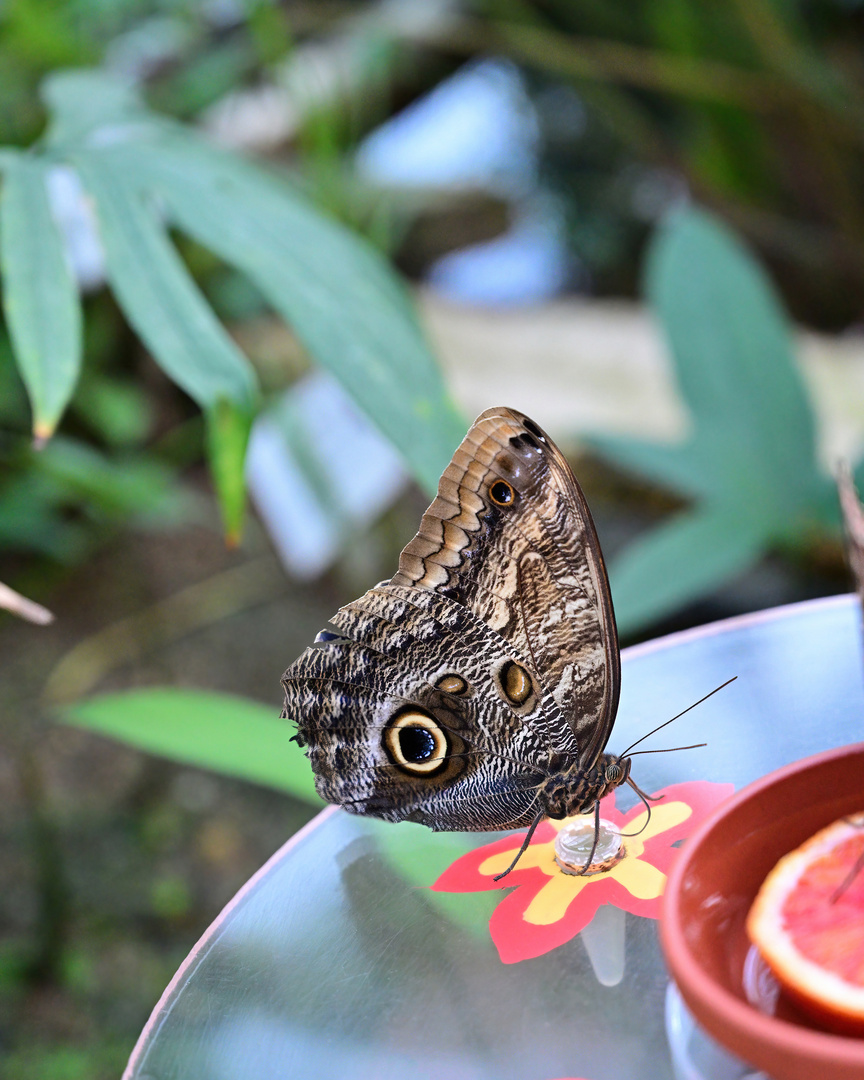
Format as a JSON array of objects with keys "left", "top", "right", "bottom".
[
  {"left": 494, "top": 809, "right": 546, "bottom": 882},
  {"left": 627, "top": 742, "right": 707, "bottom": 756},
  {"left": 620, "top": 676, "right": 737, "bottom": 758}
]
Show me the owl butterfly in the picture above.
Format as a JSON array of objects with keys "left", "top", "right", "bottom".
[{"left": 283, "top": 406, "right": 655, "bottom": 877}]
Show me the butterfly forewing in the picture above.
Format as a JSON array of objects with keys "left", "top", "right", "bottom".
[{"left": 391, "top": 407, "right": 619, "bottom": 766}]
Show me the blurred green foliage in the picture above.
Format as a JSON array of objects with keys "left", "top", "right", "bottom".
[
  {"left": 0, "top": 1, "right": 460, "bottom": 580},
  {"left": 464, "top": 0, "right": 864, "bottom": 326},
  {"left": 0, "top": 69, "right": 463, "bottom": 544},
  {"left": 3, "top": 0, "right": 862, "bottom": 574},
  {"left": 0, "top": 0, "right": 295, "bottom": 147},
  {"left": 4, "top": 3, "right": 864, "bottom": 1076},
  {"left": 601, "top": 205, "right": 842, "bottom": 632}
]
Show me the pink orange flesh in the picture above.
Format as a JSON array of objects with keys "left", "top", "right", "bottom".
[{"left": 747, "top": 812, "right": 864, "bottom": 1036}]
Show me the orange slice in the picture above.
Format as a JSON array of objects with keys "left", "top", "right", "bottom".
[{"left": 747, "top": 812, "right": 864, "bottom": 1036}]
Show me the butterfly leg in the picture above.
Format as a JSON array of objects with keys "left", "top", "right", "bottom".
[
  {"left": 570, "top": 801, "right": 603, "bottom": 875},
  {"left": 493, "top": 809, "right": 546, "bottom": 882}
]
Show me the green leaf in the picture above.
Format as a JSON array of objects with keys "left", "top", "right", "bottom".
[
  {"left": 205, "top": 398, "right": 253, "bottom": 545},
  {"left": 72, "top": 150, "right": 257, "bottom": 412},
  {"left": 586, "top": 432, "right": 712, "bottom": 499},
  {"left": 645, "top": 205, "right": 824, "bottom": 527},
  {"left": 60, "top": 688, "right": 323, "bottom": 804},
  {"left": 108, "top": 133, "right": 465, "bottom": 495},
  {"left": 610, "top": 503, "right": 769, "bottom": 634},
  {"left": 0, "top": 154, "right": 82, "bottom": 439},
  {"left": 594, "top": 206, "right": 834, "bottom": 633},
  {"left": 41, "top": 70, "right": 152, "bottom": 150}
]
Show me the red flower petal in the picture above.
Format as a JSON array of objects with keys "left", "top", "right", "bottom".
[
  {"left": 490, "top": 874, "right": 612, "bottom": 962},
  {"left": 431, "top": 821, "right": 558, "bottom": 895},
  {"left": 430, "top": 780, "right": 733, "bottom": 964}
]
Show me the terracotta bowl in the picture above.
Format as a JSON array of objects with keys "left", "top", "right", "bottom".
[{"left": 661, "top": 742, "right": 864, "bottom": 1080}]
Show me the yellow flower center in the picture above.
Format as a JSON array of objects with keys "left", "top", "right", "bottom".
[{"left": 478, "top": 799, "right": 696, "bottom": 926}]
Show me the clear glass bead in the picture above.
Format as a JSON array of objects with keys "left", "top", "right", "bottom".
[{"left": 554, "top": 815, "right": 625, "bottom": 875}]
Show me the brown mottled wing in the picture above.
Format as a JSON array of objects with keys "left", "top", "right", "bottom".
[
  {"left": 391, "top": 406, "right": 620, "bottom": 768},
  {"left": 282, "top": 406, "right": 619, "bottom": 831},
  {"left": 283, "top": 585, "right": 551, "bottom": 830}
]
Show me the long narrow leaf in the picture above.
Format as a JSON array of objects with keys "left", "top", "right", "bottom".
[
  {"left": 645, "top": 207, "right": 822, "bottom": 524},
  {"left": 206, "top": 398, "right": 253, "bottom": 545},
  {"left": 112, "top": 134, "right": 465, "bottom": 495},
  {"left": 73, "top": 151, "right": 256, "bottom": 412},
  {"left": 610, "top": 504, "right": 769, "bottom": 634},
  {"left": 0, "top": 154, "right": 82, "bottom": 439},
  {"left": 587, "top": 432, "right": 712, "bottom": 499},
  {"left": 61, "top": 688, "right": 322, "bottom": 804}
]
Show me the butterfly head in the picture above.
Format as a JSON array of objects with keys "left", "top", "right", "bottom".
[
  {"left": 602, "top": 754, "right": 631, "bottom": 789},
  {"left": 539, "top": 752, "right": 632, "bottom": 820}
]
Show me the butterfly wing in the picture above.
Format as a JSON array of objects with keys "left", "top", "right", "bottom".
[
  {"left": 391, "top": 406, "right": 620, "bottom": 767},
  {"left": 282, "top": 406, "right": 620, "bottom": 831},
  {"left": 284, "top": 585, "right": 552, "bottom": 829}
]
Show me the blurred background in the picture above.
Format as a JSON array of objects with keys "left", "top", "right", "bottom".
[{"left": 3, "top": 1, "right": 864, "bottom": 1075}]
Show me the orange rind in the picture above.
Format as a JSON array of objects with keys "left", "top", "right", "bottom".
[{"left": 747, "top": 812, "right": 864, "bottom": 1037}]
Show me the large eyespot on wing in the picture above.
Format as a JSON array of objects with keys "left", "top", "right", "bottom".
[
  {"left": 383, "top": 708, "right": 450, "bottom": 776},
  {"left": 282, "top": 660, "right": 470, "bottom": 818}
]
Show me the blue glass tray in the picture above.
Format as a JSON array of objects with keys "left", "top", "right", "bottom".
[{"left": 124, "top": 595, "right": 864, "bottom": 1080}]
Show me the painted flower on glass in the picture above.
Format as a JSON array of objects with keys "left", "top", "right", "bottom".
[{"left": 431, "top": 780, "right": 732, "bottom": 963}]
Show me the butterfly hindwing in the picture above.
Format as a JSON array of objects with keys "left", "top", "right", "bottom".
[{"left": 283, "top": 586, "right": 549, "bottom": 829}]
